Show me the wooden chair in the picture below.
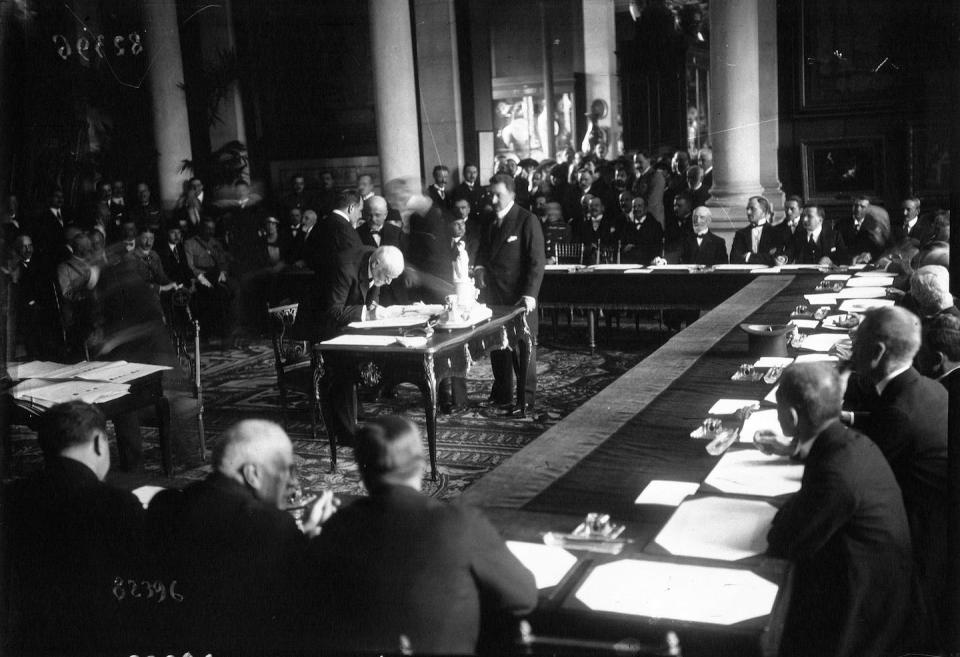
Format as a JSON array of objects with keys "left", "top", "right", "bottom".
[
  {"left": 267, "top": 302, "right": 321, "bottom": 442},
  {"left": 554, "top": 241, "right": 585, "bottom": 264},
  {"left": 516, "top": 620, "right": 681, "bottom": 656},
  {"left": 160, "top": 289, "right": 206, "bottom": 459}
]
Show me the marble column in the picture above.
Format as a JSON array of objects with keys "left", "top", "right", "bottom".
[
  {"left": 143, "top": 0, "right": 193, "bottom": 209},
  {"left": 582, "top": 0, "right": 620, "bottom": 157},
  {"left": 757, "top": 0, "right": 784, "bottom": 210},
  {"left": 370, "top": 0, "right": 423, "bottom": 188},
  {"left": 707, "top": 0, "right": 766, "bottom": 224},
  {"left": 197, "top": 0, "right": 247, "bottom": 165}
]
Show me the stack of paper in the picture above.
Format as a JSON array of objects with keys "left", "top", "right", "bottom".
[
  {"left": 7, "top": 360, "right": 169, "bottom": 384},
  {"left": 9, "top": 378, "right": 131, "bottom": 413},
  {"left": 6, "top": 361, "right": 66, "bottom": 380}
]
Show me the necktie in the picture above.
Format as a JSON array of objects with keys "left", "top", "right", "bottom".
[
  {"left": 172, "top": 246, "right": 180, "bottom": 263},
  {"left": 808, "top": 234, "right": 815, "bottom": 245}
]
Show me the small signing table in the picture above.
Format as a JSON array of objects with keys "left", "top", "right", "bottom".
[{"left": 313, "top": 306, "right": 532, "bottom": 479}]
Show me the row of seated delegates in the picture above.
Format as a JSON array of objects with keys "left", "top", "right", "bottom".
[{"left": 1, "top": 403, "right": 538, "bottom": 656}]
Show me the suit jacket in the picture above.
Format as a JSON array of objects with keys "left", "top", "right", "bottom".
[
  {"left": 680, "top": 231, "right": 728, "bottom": 266},
  {"left": 308, "top": 484, "right": 537, "bottom": 654},
  {"left": 315, "top": 248, "right": 379, "bottom": 339},
  {"left": 787, "top": 226, "right": 846, "bottom": 265},
  {"left": 834, "top": 216, "right": 885, "bottom": 262},
  {"left": 476, "top": 202, "right": 545, "bottom": 304},
  {"left": 427, "top": 184, "right": 452, "bottom": 211},
  {"left": 730, "top": 223, "right": 787, "bottom": 266},
  {"left": 894, "top": 215, "right": 937, "bottom": 247},
  {"left": 631, "top": 167, "right": 666, "bottom": 225},
  {"left": 2, "top": 457, "right": 145, "bottom": 655},
  {"left": 620, "top": 213, "right": 664, "bottom": 265},
  {"left": 452, "top": 181, "right": 483, "bottom": 210},
  {"left": 145, "top": 473, "right": 309, "bottom": 654},
  {"left": 357, "top": 221, "right": 403, "bottom": 250},
  {"left": 767, "top": 422, "right": 912, "bottom": 657}
]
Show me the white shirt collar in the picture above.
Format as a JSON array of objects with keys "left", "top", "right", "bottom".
[
  {"left": 938, "top": 364, "right": 960, "bottom": 381},
  {"left": 875, "top": 364, "right": 911, "bottom": 397},
  {"left": 496, "top": 200, "right": 515, "bottom": 220},
  {"left": 906, "top": 216, "right": 918, "bottom": 230},
  {"left": 808, "top": 226, "right": 822, "bottom": 242},
  {"left": 332, "top": 209, "right": 351, "bottom": 224}
]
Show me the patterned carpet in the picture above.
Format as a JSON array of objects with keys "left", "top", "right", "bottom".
[{"left": 6, "top": 319, "right": 667, "bottom": 500}]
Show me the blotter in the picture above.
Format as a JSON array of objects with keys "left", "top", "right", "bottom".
[
  {"left": 506, "top": 541, "right": 577, "bottom": 589},
  {"left": 703, "top": 449, "right": 803, "bottom": 497},
  {"left": 634, "top": 480, "right": 700, "bottom": 506},
  {"left": 573, "top": 559, "right": 780, "bottom": 625},
  {"left": 651, "top": 496, "right": 777, "bottom": 561}
]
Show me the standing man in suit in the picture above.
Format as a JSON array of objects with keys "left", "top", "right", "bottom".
[
  {"left": 31, "top": 188, "right": 72, "bottom": 271},
  {"left": 452, "top": 163, "right": 483, "bottom": 212},
  {"left": 766, "top": 363, "right": 912, "bottom": 657},
  {"left": 474, "top": 174, "right": 545, "bottom": 415},
  {"left": 283, "top": 174, "right": 314, "bottom": 215},
  {"left": 730, "top": 196, "right": 786, "bottom": 266},
  {"left": 357, "top": 196, "right": 403, "bottom": 249},
  {"left": 787, "top": 205, "right": 845, "bottom": 265},
  {"left": 632, "top": 150, "right": 666, "bottom": 227},
  {"left": 427, "top": 164, "right": 452, "bottom": 211},
  {"left": 843, "top": 306, "right": 948, "bottom": 649},
  {"left": 308, "top": 416, "right": 537, "bottom": 654}
]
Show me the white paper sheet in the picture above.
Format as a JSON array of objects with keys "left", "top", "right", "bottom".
[
  {"left": 848, "top": 264, "right": 868, "bottom": 270},
  {"left": 9, "top": 379, "right": 131, "bottom": 407},
  {"left": 763, "top": 385, "right": 779, "bottom": 404},
  {"left": 347, "top": 316, "right": 430, "bottom": 329},
  {"left": 707, "top": 399, "right": 760, "bottom": 415},
  {"left": 853, "top": 269, "right": 895, "bottom": 277},
  {"left": 753, "top": 357, "right": 794, "bottom": 368},
  {"left": 132, "top": 485, "right": 166, "bottom": 509},
  {"left": 653, "top": 496, "right": 777, "bottom": 560},
  {"left": 836, "top": 287, "right": 888, "bottom": 299},
  {"left": 739, "top": 409, "right": 783, "bottom": 444},
  {"left": 752, "top": 266, "right": 780, "bottom": 273},
  {"left": 634, "top": 480, "right": 700, "bottom": 506},
  {"left": 41, "top": 361, "right": 118, "bottom": 380},
  {"left": 506, "top": 541, "right": 577, "bottom": 590},
  {"left": 704, "top": 449, "right": 804, "bottom": 497},
  {"left": 573, "top": 559, "right": 780, "bottom": 625},
  {"left": 788, "top": 319, "right": 819, "bottom": 329},
  {"left": 320, "top": 335, "right": 399, "bottom": 346},
  {"left": 586, "top": 264, "right": 640, "bottom": 271},
  {"left": 794, "top": 353, "right": 839, "bottom": 363},
  {"left": 544, "top": 264, "right": 583, "bottom": 272},
  {"left": 6, "top": 361, "right": 65, "bottom": 380},
  {"left": 712, "top": 264, "right": 760, "bottom": 271},
  {"left": 845, "top": 276, "right": 894, "bottom": 287},
  {"left": 778, "top": 264, "right": 826, "bottom": 270},
  {"left": 823, "top": 274, "right": 851, "bottom": 281},
  {"left": 647, "top": 264, "right": 698, "bottom": 271},
  {"left": 799, "top": 333, "right": 849, "bottom": 352},
  {"left": 74, "top": 362, "right": 171, "bottom": 383},
  {"left": 838, "top": 298, "right": 895, "bottom": 312},
  {"left": 804, "top": 293, "right": 838, "bottom": 305},
  {"left": 624, "top": 268, "right": 650, "bottom": 274}
]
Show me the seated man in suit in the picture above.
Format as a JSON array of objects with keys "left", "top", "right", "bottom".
[
  {"left": 730, "top": 195, "right": 785, "bottom": 266},
  {"left": 842, "top": 306, "right": 948, "bottom": 649},
  {"left": 541, "top": 201, "right": 572, "bottom": 264},
  {"left": 663, "top": 191, "right": 694, "bottom": 261},
  {"left": 787, "top": 205, "right": 846, "bottom": 265},
  {"left": 620, "top": 194, "right": 663, "bottom": 265},
  {"left": 578, "top": 195, "right": 620, "bottom": 264},
  {"left": 835, "top": 196, "right": 888, "bottom": 264},
  {"left": 907, "top": 265, "right": 959, "bottom": 325},
  {"left": 895, "top": 197, "right": 936, "bottom": 247},
  {"left": 766, "top": 363, "right": 912, "bottom": 657},
  {"left": 2, "top": 402, "right": 146, "bottom": 656},
  {"left": 146, "top": 419, "right": 334, "bottom": 654},
  {"left": 676, "top": 205, "right": 727, "bottom": 266},
  {"left": 308, "top": 416, "right": 537, "bottom": 655}
]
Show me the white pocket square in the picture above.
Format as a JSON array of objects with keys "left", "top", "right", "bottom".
[{"left": 507, "top": 235, "right": 518, "bottom": 243}]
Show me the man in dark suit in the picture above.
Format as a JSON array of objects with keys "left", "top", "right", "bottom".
[
  {"left": 356, "top": 195, "right": 403, "bottom": 250},
  {"left": 146, "top": 420, "right": 333, "bottom": 655},
  {"left": 677, "top": 206, "right": 727, "bottom": 266},
  {"left": 427, "top": 164, "right": 452, "bottom": 211},
  {"left": 286, "top": 208, "right": 319, "bottom": 268},
  {"left": 308, "top": 416, "right": 537, "bottom": 654},
  {"left": 578, "top": 195, "right": 621, "bottom": 264},
  {"left": 843, "top": 306, "right": 948, "bottom": 649},
  {"left": 835, "top": 196, "right": 886, "bottom": 264},
  {"left": 8, "top": 234, "right": 59, "bottom": 359},
  {"left": 663, "top": 191, "right": 694, "bottom": 261},
  {"left": 129, "top": 182, "right": 163, "bottom": 231},
  {"left": 895, "top": 197, "right": 937, "bottom": 247},
  {"left": 787, "top": 205, "right": 846, "bottom": 265},
  {"left": 283, "top": 174, "right": 314, "bottom": 215},
  {"left": 766, "top": 363, "right": 912, "bottom": 657},
  {"left": 30, "top": 188, "right": 73, "bottom": 271},
  {"left": 452, "top": 163, "right": 483, "bottom": 211},
  {"left": 620, "top": 195, "right": 663, "bottom": 265},
  {"left": 2, "top": 402, "right": 146, "bottom": 656},
  {"left": 632, "top": 150, "right": 666, "bottom": 226},
  {"left": 730, "top": 195, "right": 786, "bottom": 266},
  {"left": 474, "top": 174, "right": 545, "bottom": 414}
]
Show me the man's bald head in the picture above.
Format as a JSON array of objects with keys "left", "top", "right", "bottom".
[
  {"left": 853, "top": 306, "right": 922, "bottom": 380},
  {"left": 214, "top": 420, "right": 296, "bottom": 508}
]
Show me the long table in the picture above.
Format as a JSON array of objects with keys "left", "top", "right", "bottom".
[
  {"left": 464, "top": 275, "right": 827, "bottom": 657},
  {"left": 313, "top": 307, "right": 531, "bottom": 479}
]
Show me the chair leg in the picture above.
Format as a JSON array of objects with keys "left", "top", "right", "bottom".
[{"left": 278, "top": 383, "right": 288, "bottom": 430}]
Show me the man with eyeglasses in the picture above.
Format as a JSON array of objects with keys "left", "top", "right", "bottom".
[{"left": 146, "top": 419, "right": 337, "bottom": 654}]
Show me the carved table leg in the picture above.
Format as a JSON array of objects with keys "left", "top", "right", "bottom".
[
  {"left": 422, "top": 353, "right": 439, "bottom": 481},
  {"left": 312, "top": 350, "right": 338, "bottom": 472}
]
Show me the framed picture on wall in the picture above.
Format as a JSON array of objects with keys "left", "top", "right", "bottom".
[
  {"left": 909, "top": 124, "right": 951, "bottom": 200},
  {"left": 801, "top": 138, "right": 885, "bottom": 204}
]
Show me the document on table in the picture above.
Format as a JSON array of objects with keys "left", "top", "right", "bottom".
[
  {"left": 347, "top": 316, "right": 429, "bottom": 329},
  {"left": 320, "top": 335, "right": 401, "bottom": 347},
  {"left": 8, "top": 379, "right": 131, "bottom": 410},
  {"left": 634, "top": 480, "right": 700, "bottom": 506},
  {"left": 823, "top": 274, "right": 851, "bottom": 281},
  {"left": 41, "top": 361, "right": 118, "bottom": 380},
  {"left": 707, "top": 399, "right": 760, "bottom": 415},
  {"left": 794, "top": 353, "right": 839, "bottom": 363},
  {"left": 506, "top": 541, "right": 577, "bottom": 590},
  {"left": 573, "top": 559, "right": 780, "bottom": 625},
  {"left": 74, "top": 362, "right": 171, "bottom": 383},
  {"left": 788, "top": 318, "right": 819, "bottom": 329},
  {"left": 739, "top": 409, "right": 782, "bottom": 443},
  {"left": 836, "top": 287, "right": 888, "bottom": 299},
  {"left": 704, "top": 449, "right": 803, "bottom": 497},
  {"left": 652, "top": 496, "right": 777, "bottom": 561},
  {"left": 712, "top": 264, "right": 760, "bottom": 271},
  {"left": 845, "top": 276, "right": 894, "bottom": 288},
  {"left": 799, "top": 333, "right": 849, "bottom": 352},
  {"left": 753, "top": 357, "right": 794, "bottom": 368},
  {"left": 804, "top": 293, "right": 838, "bottom": 305},
  {"left": 6, "top": 361, "right": 65, "bottom": 380},
  {"left": 838, "top": 298, "right": 895, "bottom": 313}
]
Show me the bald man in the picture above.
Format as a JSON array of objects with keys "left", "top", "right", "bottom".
[
  {"left": 146, "top": 420, "right": 334, "bottom": 653},
  {"left": 767, "top": 364, "right": 911, "bottom": 657},
  {"left": 356, "top": 195, "right": 404, "bottom": 250},
  {"left": 843, "top": 306, "right": 948, "bottom": 647}
]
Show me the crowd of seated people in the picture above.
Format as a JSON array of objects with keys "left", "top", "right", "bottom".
[{"left": 1, "top": 402, "right": 537, "bottom": 656}]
